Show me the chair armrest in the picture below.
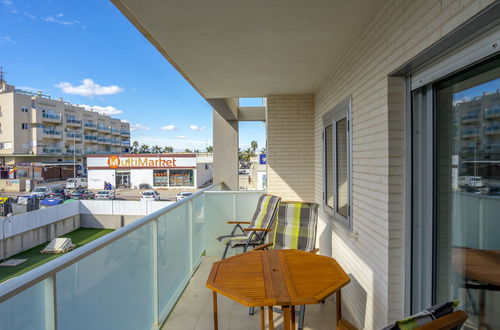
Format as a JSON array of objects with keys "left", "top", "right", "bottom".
[
  {"left": 308, "top": 248, "right": 320, "bottom": 254},
  {"left": 253, "top": 243, "right": 274, "bottom": 250},
  {"left": 243, "top": 228, "right": 272, "bottom": 232},
  {"left": 226, "top": 221, "right": 251, "bottom": 224}
]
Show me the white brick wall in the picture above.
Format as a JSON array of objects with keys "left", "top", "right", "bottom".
[
  {"left": 266, "top": 0, "right": 495, "bottom": 328},
  {"left": 267, "top": 95, "right": 315, "bottom": 201}
]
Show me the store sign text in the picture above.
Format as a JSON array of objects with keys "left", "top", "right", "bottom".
[{"left": 107, "top": 155, "right": 178, "bottom": 169}]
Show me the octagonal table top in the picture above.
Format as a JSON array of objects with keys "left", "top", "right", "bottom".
[{"left": 206, "top": 249, "right": 350, "bottom": 307}]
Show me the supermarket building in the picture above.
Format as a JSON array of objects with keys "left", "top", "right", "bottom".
[{"left": 86, "top": 153, "right": 213, "bottom": 189}]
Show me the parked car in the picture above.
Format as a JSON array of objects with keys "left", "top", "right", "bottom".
[
  {"left": 94, "top": 190, "right": 115, "bottom": 200},
  {"left": 69, "top": 189, "right": 94, "bottom": 200},
  {"left": 65, "top": 177, "right": 88, "bottom": 189},
  {"left": 31, "top": 186, "right": 49, "bottom": 199},
  {"left": 141, "top": 190, "right": 160, "bottom": 201},
  {"left": 176, "top": 191, "right": 193, "bottom": 201},
  {"left": 46, "top": 189, "right": 66, "bottom": 200},
  {"left": 40, "top": 198, "right": 64, "bottom": 208}
]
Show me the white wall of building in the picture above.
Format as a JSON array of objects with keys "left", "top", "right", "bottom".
[
  {"left": 196, "top": 162, "right": 213, "bottom": 187},
  {"left": 88, "top": 169, "right": 115, "bottom": 189},
  {"left": 131, "top": 169, "right": 153, "bottom": 189}
]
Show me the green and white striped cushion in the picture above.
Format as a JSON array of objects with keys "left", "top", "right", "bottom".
[{"left": 272, "top": 202, "right": 318, "bottom": 251}]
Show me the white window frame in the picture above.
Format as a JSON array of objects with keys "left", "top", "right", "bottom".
[{"left": 322, "top": 96, "right": 353, "bottom": 230}]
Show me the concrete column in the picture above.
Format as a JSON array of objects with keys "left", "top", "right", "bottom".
[{"left": 213, "top": 110, "right": 239, "bottom": 190}]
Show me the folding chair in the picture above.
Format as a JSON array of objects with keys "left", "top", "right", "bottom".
[{"left": 216, "top": 194, "right": 280, "bottom": 259}]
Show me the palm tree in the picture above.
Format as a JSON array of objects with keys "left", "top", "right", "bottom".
[
  {"left": 193, "top": 149, "right": 200, "bottom": 153},
  {"left": 206, "top": 145, "right": 213, "bottom": 152},
  {"left": 151, "top": 145, "right": 162, "bottom": 154},
  {"left": 260, "top": 147, "right": 266, "bottom": 154},
  {"left": 250, "top": 140, "right": 258, "bottom": 155},
  {"left": 139, "top": 144, "right": 150, "bottom": 153},
  {"left": 163, "top": 146, "right": 174, "bottom": 153},
  {"left": 131, "top": 141, "right": 139, "bottom": 154}
]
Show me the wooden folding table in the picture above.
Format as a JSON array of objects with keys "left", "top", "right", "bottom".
[{"left": 206, "top": 249, "right": 352, "bottom": 329}]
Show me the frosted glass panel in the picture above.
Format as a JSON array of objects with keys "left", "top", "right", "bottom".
[
  {"left": 235, "top": 193, "right": 262, "bottom": 221},
  {"left": 56, "top": 223, "right": 153, "bottom": 330},
  {"left": 0, "top": 280, "right": 47, "bottom": 330},
  {"left": 192, "top": 194, "right": 206, "bottom": 266},
  {"left": 157, "top": 204, "right": 190, "bottom": 315}
]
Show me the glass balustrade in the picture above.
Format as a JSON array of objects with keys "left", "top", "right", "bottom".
[{"left": 0, "top": 184, "right": 262, "bottom": 330}]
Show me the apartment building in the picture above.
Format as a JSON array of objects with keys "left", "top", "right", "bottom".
[
  {"left": 0, "top": 80, "right": 130, "bottom": 177},
  {"left": 1, "top": 2, "right": 500, "bottom": 330}
]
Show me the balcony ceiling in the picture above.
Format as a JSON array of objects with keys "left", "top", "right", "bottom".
[{"left": 112, "top": 0, "right": 385, "bottom": 98}]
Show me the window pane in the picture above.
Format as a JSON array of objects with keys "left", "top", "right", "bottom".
[
  {"left": 325, "top": 125, "right": 333, "bottom": 208},
  {"left": 336, "top": 118, "right": 348, "bottom": 218},
  {"left": 169, "top": 169, "right": 194, "bottom": 187},
  {"left": 435, "top": 58, "right": 500, "bottom": 329}
]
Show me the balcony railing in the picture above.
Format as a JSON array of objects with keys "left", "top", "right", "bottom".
[
  {"left": 84, "top": 122, "right": 97, "bottom": 129},
  {"left": 484, "top": 106, "right": 500, "bottom": 118},
  {"left": 84, "top": 135, "right": 98, "bottom": 142},
  {"left": 121, "top": 130, "right": 130, "bottom": 136},
  {"left": 42, "top": 147, "right": 63, "bottom": 154},
  {"left": 485, "top": 123, "right": 500, "bottom": 135},
  {"left": 66, "top": 149, "right": 82, "bottom": 154},
  {"left": 461, "top": 127, "right": 480, "bottom": 138},
  {"left": 0, "top": 185, "right": 261, "bottom": 329},
  {"left": 66, "top": 118, "right": 82, "bottom": 126},
  {"left": 111, "top": 128, "right": 121, "bottom": 135},
  {"left": 42, "top": 129, "right": 62, "bottom": 137},
  {"left": 461, "top": 111, "right": 479, "bottom": 122},
  {"left": 66, "top": 132, "right": 82, "bottom": 139},
  {"left": 42, "top": 113, "right": 62, "bottom": 122},
  {"left": 97, "top": 124, "right": 111, "bottom": 132},
  {"left": 122, "top": 140, "right": 130, "bottom": 146}
]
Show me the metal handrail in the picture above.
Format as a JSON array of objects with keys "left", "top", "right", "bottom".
[{"left": 0, "top": 182, "right": 220, "bottom": 303}]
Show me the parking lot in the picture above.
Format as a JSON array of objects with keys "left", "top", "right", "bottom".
[{"left": 0, "top": 181, "right": 199, "bottom": 202}]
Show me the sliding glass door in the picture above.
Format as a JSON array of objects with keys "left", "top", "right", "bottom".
[{"left": 413, "top": 56, "right": 500, "bottom": 329}]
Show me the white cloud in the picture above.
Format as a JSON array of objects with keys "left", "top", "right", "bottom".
[
  {"left": 190, "top": 125, "right": 206, "bottom": 131},
  {"left": 0, "top": 36, "right": 14, "bottom": 45},
  {"left": 130, "top": 123, "right": 150, "bottom": 131},
  {"left": 176, "top": 135, "right": 187, "bottom": 139},
  {"left": 23, "top": 12, "right": 36, "bottom": 19},
  {"left": 56, "top": 78, "right": 123, "bottom": 97},
  {"left": 79, "top": 104, "right": 123, "bottom": 116},
  {"left": 43, "top": 14, "right": 84, "bottom": 28},
  {"left": 161, "top": 125, "right": 177, "bottom": 131}
]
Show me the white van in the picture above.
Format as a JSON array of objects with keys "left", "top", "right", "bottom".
[{"left": 65, "top": 178, "right": 88, "bottom": 189}]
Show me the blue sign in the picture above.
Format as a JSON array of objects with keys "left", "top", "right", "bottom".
[{"left": 259, "top": 154, "right": 267, "bottom": 165}]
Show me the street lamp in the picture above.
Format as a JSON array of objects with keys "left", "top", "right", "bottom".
[{"left": 2, "top": 213, "right": 13, "bottom": 263}]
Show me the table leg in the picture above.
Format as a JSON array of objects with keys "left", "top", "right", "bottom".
[
  {"left": 336, "top": 290, "right": 342, "bottom": 327},
  {"left": 260, "top": 306, "right": 265, "bottom": 330},
  {"left": 212, "top": 291, "right": 218, "bottom": 330},
  {"left": 283, "top": 306, "right": 291, "bottom": 330},
  {"left": 268, "top": 307, "right": 275, "bottom": 330},
  {"left": 291, "top": 305, "right": 296, "bottom": 329}
]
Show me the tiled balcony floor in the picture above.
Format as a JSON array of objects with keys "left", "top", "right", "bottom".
[{"left": 162, "top": 257, "right": 338, "bottom": 330}]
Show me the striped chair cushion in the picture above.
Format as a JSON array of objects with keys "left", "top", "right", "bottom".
[
  {"left": 246, "top": 194, "right": 281, "bottom": 241},
  {"left": 273, "top": 201, "right": 319, "bottom": 251}
]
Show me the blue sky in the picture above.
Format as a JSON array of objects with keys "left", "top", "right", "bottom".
[{"left": 0, "top": 0, "right": 265, "bottom": 151}]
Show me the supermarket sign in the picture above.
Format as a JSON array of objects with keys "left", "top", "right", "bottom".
[{"left": 87, "top": 155, "right": 196, "bottom": 169}]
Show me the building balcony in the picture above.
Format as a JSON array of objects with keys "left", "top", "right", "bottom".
[
  {"left": 65, "top": 148, "right": 82, "bottom": 155},
  {"left": 42, "top": 147, "right": 63, "bottom": 154},
  {"left": 484, "top": 106, "right": 500, "bottom": 119},
  {"left": 65, "top": 132, "right": 82, "bottom": 140},
  {"left": 122, "top": 140, "right": 130, "bottom": 146},
  {"left": 461, "top": 111, "right": 480, "bottom": 123},
  {"left": 97, "top": 124, "right": 111, "bottom": 132},
  {"left": 121, "top": 130, "right": 130, "bottom": 136},
  {"left": 42, "top": 129, "right": 62, "bottom": 139},
  {"left": 0, "top": 186, "right": 266, "bottom": 330},
  {"left": 84, "top": 135, "right": 98, "bottom": 143},
  {"left": 98, "top": 137, "right": 111, "bottom": 144},
  {"left": 111, "top": 127, "right": 121, "bottom": 135},
  {"left": 42, "top": 113, "right": 62, "bottom": 123},
  {"left": 461, "top": 127, "right": 480, "bottom": 138},
  {"left": 83, "top": 122, "right": 98, "bottom": 130},
  {"left": 66, "top": 118, "right": 82, "bottom": 126},
  {"left": 485, "top": 123, "right": 500, "bottom": 135}
]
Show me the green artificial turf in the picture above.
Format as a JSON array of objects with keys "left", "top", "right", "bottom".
[{"left": 0, "top": 228, "right": 113, "bottom": 283}]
